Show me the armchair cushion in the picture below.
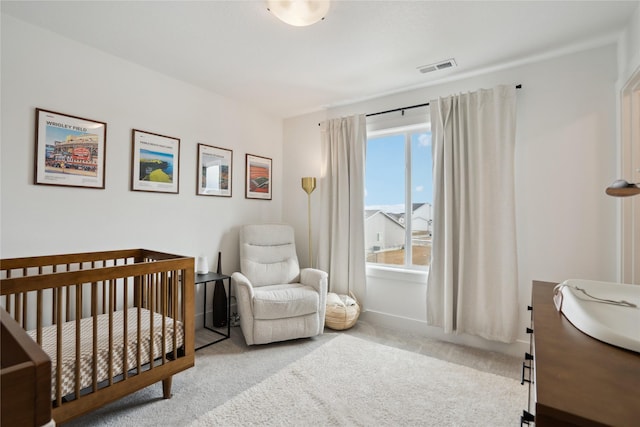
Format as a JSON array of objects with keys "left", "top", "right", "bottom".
[
  {"left": 240, "top": 224, "right": 300, "bottom": 287},
  {"left": 253, "top": 284, "right": 319, "bottom": 320}
]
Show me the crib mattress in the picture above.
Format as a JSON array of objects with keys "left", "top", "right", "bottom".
[{"left": 27, "top": 307, "right": 184, "bottom": 400}]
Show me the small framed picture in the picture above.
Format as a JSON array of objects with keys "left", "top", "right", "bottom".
[
  {"left": 197, "top": 144, "right": 232, "bottom": 197},
  {"left": 131, "top": 129, "right": 180, "bottom": 194},
  {"left": 245, "top": 154, "right": 272, "bottom": 200},
  {"left": 34, "top": 108, "right": 107, "bottom": 189}
]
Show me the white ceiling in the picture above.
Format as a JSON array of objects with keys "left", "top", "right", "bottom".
[{"left": 2, "top": 1, "right": 638, "bottom": 118}]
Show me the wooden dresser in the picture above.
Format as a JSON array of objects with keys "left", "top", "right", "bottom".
[{"left": 522, "top": 281, "right": 640, "bottom": 426}]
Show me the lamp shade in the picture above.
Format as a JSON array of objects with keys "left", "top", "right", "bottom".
[
  {"left": 267, "top": 0, "right": 330, "bottom": 27},
  {"left": 605, "top": 179, "right": 640, "bottom": 197},
  {"left": 301, "top": 177, "right": 316, "bottom": 194}
]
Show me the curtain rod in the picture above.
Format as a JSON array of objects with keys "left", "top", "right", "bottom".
[
  {"left": 366, "top": 84, "right": 522, "bottom": 118},
  {"left": 318, "top": 84, "right": 522, "bottom": 125}
]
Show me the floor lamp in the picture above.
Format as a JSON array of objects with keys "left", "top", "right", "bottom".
[{"left": 301, "top": 177, "right": 316, "bottom": 267}]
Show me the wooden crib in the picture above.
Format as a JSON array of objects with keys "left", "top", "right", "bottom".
[{"left": 0, "top": 249, "right": 195, "bottom": 424}]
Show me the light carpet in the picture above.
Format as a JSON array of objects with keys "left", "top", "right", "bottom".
[{"left": 190, "top": 334, "right": 526, "bottom": 426}]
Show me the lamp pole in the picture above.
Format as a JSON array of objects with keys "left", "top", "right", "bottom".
[{"left": 301, "top": 177, "right": 317, "bottom": 267}]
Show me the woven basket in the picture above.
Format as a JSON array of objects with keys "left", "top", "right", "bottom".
[{"left": 325, "top": 292, "right": 360, "bottom": 331}]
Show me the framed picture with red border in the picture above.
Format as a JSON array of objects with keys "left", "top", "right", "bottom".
[{"left": 245, "top": 153, "right": 271, "bottom": 200}]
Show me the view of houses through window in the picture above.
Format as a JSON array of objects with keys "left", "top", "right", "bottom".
[{"left": 365, "top": 124, "right": 432, "bottom": 268}]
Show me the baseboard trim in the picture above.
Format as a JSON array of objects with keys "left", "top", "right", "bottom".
[{"left": 360, "top": 310, "right": 529, "bottom": 358}]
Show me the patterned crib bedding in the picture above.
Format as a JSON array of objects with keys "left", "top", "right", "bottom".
[{"left": 27, "top": 307, "right": 184, "bottom": 400}]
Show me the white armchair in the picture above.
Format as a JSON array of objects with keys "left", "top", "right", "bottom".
[{"left": 231, "top": 224, "right": 328, "bottom": 345}]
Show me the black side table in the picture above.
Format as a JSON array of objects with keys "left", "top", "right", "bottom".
[{"left": 195, "top": 272, "right": 231, "bottom": 350}]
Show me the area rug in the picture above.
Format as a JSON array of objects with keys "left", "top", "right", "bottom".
[{"left": 190, "top": 334, "right": 526, "bottom": 426}]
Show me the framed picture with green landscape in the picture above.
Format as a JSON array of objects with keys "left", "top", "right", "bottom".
[
  {"left": 197, "top": 143, "right": 232, "bottom": 197},
  {"left": 131, "top": 129, "right": 180, "bottom": 194},
  {"left": 245, "top": 153, "right": 272, "bottom": 200}
]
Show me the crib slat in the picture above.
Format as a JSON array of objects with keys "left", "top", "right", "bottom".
[
  {"left": 149, "top": 273, "right": 155, "bottom": 368},
  {"left": 136, "top": 304, "right": 142, "bottom": 373},
  {"left": 108, "top": 279, "right": 114, "bottom": 386},
  {"left": 35, "top": 268, "right": 43, "bottom": 343},
  {"left": 102, "top": 277, "right": 107, "bottom": 314},
  {"left": 51, "top": 266, "right": 57, "bottom": 325},
  {"left": 22, "top": 292, "right": 28, "bottom": 328},
  {"left": 123, "top": 281, "right": 129, "bottom": 380},
  {"left": 2, "top": 271, "right": 10, "bottom": 316},
  {"left": 112, "top": 273, "right": 117, "bottom": 312},
  {"left": 7, "top": 294, "right": 13, "bottom": 319},
  {"left": 161, "top": 272, "right": 167, "bottom": 363},
  {"left": 65, "top": 283, "right": 70, "bottom": 321},
  {"left": 135, "top": 268, "right": 143, "bottom": 357},
  {"left": 155, "top": 273, "right": 164, "bottom": 316},
  {"left": 37, "top": 289, "right": 43, "bottom": 345},
  {"left": 92, "top": 282, "right": 98, "bottom": 392},
  {"left": 75, "top": 284, "right": 82, "bottom": 399},
  {"left": 172, "top": 270, "right": 178, "bottom": 359},
  {"left": 56, "top": 287, "right": 63, "bottom": 407},
  {"left": 14, "top": 292, "right": 21, "bottom": 325}
]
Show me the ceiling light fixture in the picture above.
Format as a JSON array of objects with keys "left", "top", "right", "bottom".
[{"left": 267, "top": 0, "right": 330, "bottom": 27}]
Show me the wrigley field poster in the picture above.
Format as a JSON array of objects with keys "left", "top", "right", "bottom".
[{"left": 35, "top": 108, "right": 107, "bottom": 189}]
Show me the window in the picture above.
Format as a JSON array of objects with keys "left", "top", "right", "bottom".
[{"left": 365, "top": 123, "right": 432, "bottom": 268}]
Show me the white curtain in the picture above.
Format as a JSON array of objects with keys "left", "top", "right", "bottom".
[
  {"left": 317, "top": 115, "right": 367, "bottom": 304},
  {"left": 427, "top": 85, "right": 519, "bottom": 343}
]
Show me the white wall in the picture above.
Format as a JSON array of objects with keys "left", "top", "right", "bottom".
[
  {"left": 283, "top": 43, "right": 619, "bottom": 356},
  {"left": 618, "top": 4, "right": 640, "bottom": 85},
  {"left": 281, "top": 110, "right": 326, "bottom": 268},
  {"left": 1, "top": 15, "right": 283, "bottom": 321}
]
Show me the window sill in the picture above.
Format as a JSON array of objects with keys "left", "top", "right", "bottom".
[{"left": 365, "top": 264, "right": 428, "bottom": 284}]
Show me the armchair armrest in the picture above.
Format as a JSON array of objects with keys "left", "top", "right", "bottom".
[
  {"left": 300, "top": 268, "right": 328, "bottom": 294},
  {"left": 232, "top": 271, "right": 259, "bottom": 343},
  {"left": 232, "top": 272, "right": 255, "bottom": 305},
  {"left": 301, "top": 268, "right": 328, "bottom": 332}
]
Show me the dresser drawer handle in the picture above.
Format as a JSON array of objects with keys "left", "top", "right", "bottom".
[
  {"left": 520, "top": 410, "right": 535, "bottom": 426},
  {"left": 521, "top": 361, "right": 532, "bottom": 385}
]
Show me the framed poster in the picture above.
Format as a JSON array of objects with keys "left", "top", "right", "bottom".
[
  {"left": 131, "top": 129, "right": 180, "bottom": 194},
  {"left": 34, "top": 108, "right": 107, "bottom": 189},
  {"left": 197, "top": 143, "right": 232, "bottom": 197},
  {"left": 245, "top": 153, "right": 272, "bottom": 200}
]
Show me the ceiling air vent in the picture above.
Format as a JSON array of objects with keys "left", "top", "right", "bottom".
[{"left": 417, "top": 58, "right": 457, "bottom": 74}]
